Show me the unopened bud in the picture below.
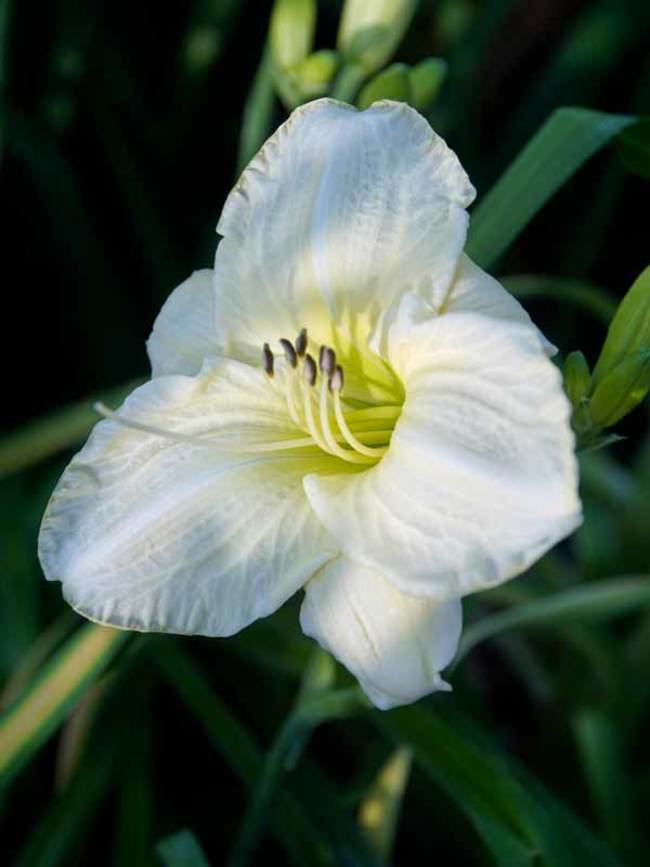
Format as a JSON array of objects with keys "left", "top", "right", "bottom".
[
  {"left": 337, "top": 0, "right": 417, "bottom": 76},
  {"left": 295, "top": 50, "right": 339, "bottom": 98},
  {"left": 408, "top": 58, "right": 447, "bottom": 110},
  {"left": 592, "top": 265, "right": 650, "bottom": 387},
  {"left": 357, "top": 63, "right": 411, "bottom": 110},
  {"left": 589, "top": 351, "right": 650, "bottom": 428},
  {"left": 563, "top": 351, "right": 591, "bottom": 408},
  {"left": 270, "top": 0, "right": 316, "bottom": 71}
]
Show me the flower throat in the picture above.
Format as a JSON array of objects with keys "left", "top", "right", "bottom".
[{"left": 262, "top": 327, "right": 402, "bottom": 466}]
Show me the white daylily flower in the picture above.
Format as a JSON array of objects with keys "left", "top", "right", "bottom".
[{"left": 38, "top": 100, "right": 581, "bottom": 710}]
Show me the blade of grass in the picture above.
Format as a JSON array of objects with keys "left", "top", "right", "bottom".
[
  {"left": 376, "top": 705, "right": 622, "bottom": 867},
  {"left": 0, "top": 623, "right": 129, "bottom": 784},
  {"left": 150, "top": 641, "right": 333, "bottom": 867},
  {"left": 573, "top": 710, "right": 641, "bottom": 863},
  {"left": 466, "top": 108, "right": 635, "bottom": 270},
  {"left": 0, "top": 378, "right": 144, "bottom": 478},
  {"left": 454, "top": 575, "right": 650, "bottom": 667}
]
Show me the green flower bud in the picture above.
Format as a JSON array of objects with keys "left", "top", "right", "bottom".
[
  {"left": 592, "top": 265, "right": 650, "bottom": 386},
  {"left": 408, "top": 58, "right": 447, "bottom": 110},
  {"left": 270, "top": 0, "right": 316, "bottom": 72},
  {"left": 295, "top": 50, "right": 339, "bottom": 98},
  {"left": 589, "top": 350, "right": 650, "bottom": 428},
  {"left": 563, "top": 350, "right": 591, "bottom": 408},
  {"left": 357, "top": 63, "right": 411, "bottom": 110},
  {"left": 337, "top": 0, "right": 417, "bottom": 75}
]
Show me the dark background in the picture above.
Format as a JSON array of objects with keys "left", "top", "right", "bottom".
[{"left": 2, "top": 1, "right": 649, "bottom": 865}]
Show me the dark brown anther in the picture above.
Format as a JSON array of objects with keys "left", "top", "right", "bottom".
[
  {"left": 262, "top": 343, "right": 274, "bottom": 377},
  {"left": 330, "top": 365, "right": 344, "bottom": 393},
  {"left": 319, "top": 346, "right": 336, "bottom": 375},
  {"left": 304, "top": 353, "right": 317, "bottom": 386},
  {"left": 279, "top": 338, "right": 298, "bottom": 368},
  {"left": 295, "top": 328, "right": 308, "bottom": 357}
]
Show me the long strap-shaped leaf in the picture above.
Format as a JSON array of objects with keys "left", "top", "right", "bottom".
[
  {"left": 0, "top": 623, "right": 128, "bottom": 784},
  {"left": 466, "top": 107, "right": 635, "bottom": 270}
]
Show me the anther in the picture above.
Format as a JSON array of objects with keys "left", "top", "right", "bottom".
[
  {"left": 279, "top": 338, "right": 298, "bottom": 368},
  {"left": 330, "top": 365, "right": 344, "bottom": 393},
  {"left": 295, "top": 328, "right": 308, "bottom": 357},
  {"left": 319, "top": 346, "right": 336, "bottom": 375},
  {"left": 262, "top": 343, "right": 274, "bottom": 377},
  {"left": 304, "top": 353, "right": 317, "bottom": 386}
]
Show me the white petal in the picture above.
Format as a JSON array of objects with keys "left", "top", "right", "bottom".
[
  {"left": 300, "top": 557, "right": 462, "bottom": 710},
  {"left": 305, "top": 296, "right": 581, "bottom": 600},
  {"left": 39, "top": 362, "right": 338, "bottom": 636},
  {"left": 213, "top": 98, "right": 475, "bottom": 363},
  {"left": 444, "top": 255, "right": 556, "bottom": 355},
  {"left": 147, "top": 270, "right": 218, "bottom": 377}
]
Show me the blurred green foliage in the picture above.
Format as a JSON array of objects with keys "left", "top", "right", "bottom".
[{"left": 1, "top": 1, "right": 649, "bottom": 865}]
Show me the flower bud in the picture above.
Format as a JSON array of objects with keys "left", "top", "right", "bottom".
[
  {"left": 357, "top": 63, "right": 411, "bottom": 110},
  {"left": 337, "top": 0, "right": 417, "bottom": 75},
  {"left": 589, "top": 351, "right": 650, "bottom": 428},
  {"left": 592, "top": 265, "right": 650, "bottom": 387},
  {"left": 270, "top": 0, "right": 316, "bottom": 72},
  {"left": 295, "top": 50, "right": 339, "bottom": 98},
  {"left": 408, "top": 58, "right": 447, "bottom": 110},
  {"left": 563, "top": 351, "right": 591, "bottom": 408}
]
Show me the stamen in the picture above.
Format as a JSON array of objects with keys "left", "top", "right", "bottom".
[
  {"left": 331, "top": 376, "right": 389, "bottom": 459},
  {"left": 304, "top": 353, "right": 317, "bottom": 386},
  {"left": 279, "top": 338, "right": 298, "bottom": 368},
  {"left": 262, "top": 343, "right": 274, "bottom": 377},
  {"left": 319, "top": 346, "right": 336, "bottom": 376},
  {"left": 330, "top": 364, "right": 344, "bottom": 393},
  {"left": 295, "top": 328, "right": 308, "bottom": 357}
]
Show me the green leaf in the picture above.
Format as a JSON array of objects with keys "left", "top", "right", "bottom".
[
  {"left": 0, "top": 623, "right": 129, "bottom": 784},
  {"left": 455, "top": 576, "right": 650, "bottom": 666},
  {"left": 592, "top": 265, "right": 650, "bottom": 386},
  {"left": 573, "top": 710, "right": 641, "bottom": 861},
  {"left": 617, "top": 118, "right": 650, "bottom": 180},
  {"left": 0, "top": 378, "right": 144, "bottom": 479},
  {"left": 157, "top": 830, "right": 210, "bottom": 867},
  {"left": 228, "top": 648, "right": 367, "bottom": 867},
  {"left": 500, "top": 274, "right": 617, "bottom": 326},
  {"left": 376, "top": 706, "right": 622, "bottom": 867},
  {"left": 466, "top": 108, "right": 635, "bottom": 269},
  {"left": 150, "top": 641, "right": 334, "bottom": 867}
]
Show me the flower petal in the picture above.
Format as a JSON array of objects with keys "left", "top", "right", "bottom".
[
  {"left": 444, "top": 255, "right": 556, "bottom": 355},
  {"left": 300, "top": 556, "right": 462, "bottom": 710},
  {"left": 213, "top": 98, "right": 475, "bottom": 362},
  {"left": 147, "top": 270, "right": 218, "bottom": 377},
  {"left": 305, "top": 294, "right": 581, "bottom": 600},
  {"left": 39, "top": 362, "right": 338, "bottom": 636}
]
